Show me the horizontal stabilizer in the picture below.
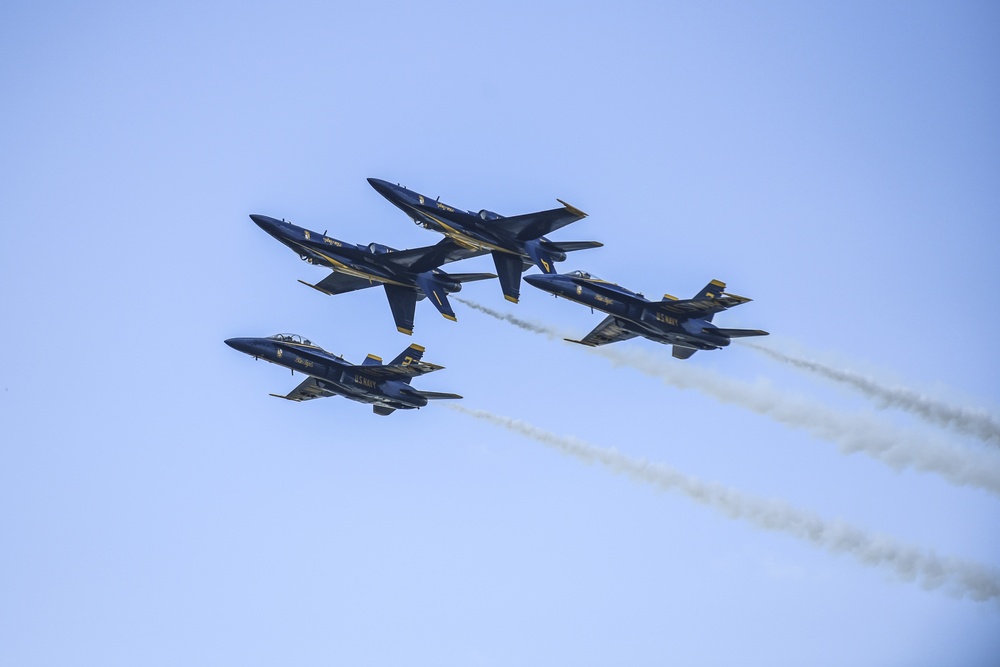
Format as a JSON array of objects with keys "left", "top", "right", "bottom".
[
  {"left": 373, "top": 406, "right": 396, "bottom": 416},
  {"left": 713, "top": 328, "right": 770, "bottom": 338},
  {"left": 401, "top": 389, "right": 463, "bottom": 401},
  {"left": 446, "top": 272, "right": 497, "bottom": 283},
  {"left": 543, "top": 240, "right": 603, "bottom": 253},
  {"left": 672, "top": 346, "right": 697, "bottom": 360}
]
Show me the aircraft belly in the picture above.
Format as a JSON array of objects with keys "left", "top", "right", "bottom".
[{"left": 407, "top": 204, "right": 520, "bottom": 255}]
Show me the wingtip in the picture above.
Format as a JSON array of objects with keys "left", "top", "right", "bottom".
[
  {"left": 442, "top": 314, "right": 458, "bottom": 322},
  {"left": 556, "top": 198, "right": 588, "bottom": 218},
  {"left": 564, "top": 338, "right": 596, "bottom": 347}
]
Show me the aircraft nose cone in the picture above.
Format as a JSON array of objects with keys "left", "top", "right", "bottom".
[
  {"left": 250, "top": 213, "right": 279, "bottom": 228},
  {"left": 523, "top": 274, "right": 551, "bottom": 289},
  {"left": 225, "top": 337, "right": 255, "bottom": 355},
  {"left": 367, "top": 177, "right": 394, "bottom": 198}
]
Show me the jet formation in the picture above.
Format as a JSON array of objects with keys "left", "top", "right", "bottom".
[{"left": 228, "top": 178, "right": 768, "bottom": 414}]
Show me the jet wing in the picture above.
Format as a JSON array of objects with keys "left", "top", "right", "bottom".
[
  {"left": 299, "top": 272, "right": 376, "bottom": 295},
  {"left": 384, "top": 284, "right": 418, "bottom": 335},
  {"left": 361, "top": 361, "right": 445, "bottom": 380},
  {"left": 270, "top": 377, "right": 338, "bottom": 402},
  {"left": 495, "top": 201, "right": 588, "bottom": 241},
  {"left": 565, "top": 315, "right": 640, "bottom": 347},
  {"left": 492, "top": 251, "right": 526, "bottom": 303},
  {"left": 379, "top": 238, "right": 488, "bottom": 273},
  {"left": 655, "top": 293, "right": 753, "bottom": 318}
]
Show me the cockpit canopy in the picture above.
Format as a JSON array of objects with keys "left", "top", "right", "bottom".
[
  {"left": 368, "top": 242, "right": 397, "bottom": 255},
  {"left": 478, "top": 209, "right": 503, "bottom": 221},
  {"left": 567, "top": 270, "right": 595, "bottom": 280},
  {"left": 268, "top": 333, "right": 315, "bottom": 347}
]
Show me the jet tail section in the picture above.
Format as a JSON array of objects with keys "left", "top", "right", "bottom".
[
  {"left": 361, "top": 354, "right": 383, "bottom": 366},
  {"left": 414, "top": 272, "right": 458, "bottom": 322},
  {"left": 492, "top": 251, "right": 525, "bottom": 303},
  {"left": 524, "top": 239, "right": 560, "bottom": 274},
  {"left": 389, "top": 343, "right": 425, "bottom": 367},
  {"left": 693, "top": 280, "right": 727, "bottom": 323}
]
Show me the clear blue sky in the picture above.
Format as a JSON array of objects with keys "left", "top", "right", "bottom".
[{"left": 2, "top": 2, "right": 999, "bottom": 665}]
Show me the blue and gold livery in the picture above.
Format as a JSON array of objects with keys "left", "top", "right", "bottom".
[
  {"left": 524, "top": 272, "right": 768, "bottom": 359},
  {"left": 224, "top": 335, "right": 461, "bottom": 416},
  {"left": 367, "top": 178, "right": 602, "bottom": 304},
  {"left": 250, "top": 214, "right": 495, "bottom": 335}
]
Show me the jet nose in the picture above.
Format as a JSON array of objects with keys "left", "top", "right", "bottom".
[
  {"left": 225, "top": 337, "right": 256, "bottom": 355},
  {"left": 367, "top": 177, "right": 395, "bottom": 199},
  {"left": 249, "top": 214, "right": 278, "bottom": 230},
  {"left": 523, "top": 274, "right": 552, "bottom": 289}
]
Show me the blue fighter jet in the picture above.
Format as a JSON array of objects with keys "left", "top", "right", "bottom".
[
  {"left": 367, "top": 178, "right": 602, "bottom": 304},
  {"left": 250, "top": 214, "right": 495, "bottom": 334},
  {"left": 225, "top": 334, "right": 461, "bottom": 415},
  {"left": 525, "top": 271, "right": 768, "bottom": 359}
]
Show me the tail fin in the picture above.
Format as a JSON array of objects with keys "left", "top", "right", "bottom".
[
  {"left": 414, "top": 272, "right": 458, "bottom": 322},
  {"left": 693, "top": 279, "right": 727, "bottom": 301},
  {"left": 389, "top": 343, "right": 425, "bottom": 367},
  {"left": 361, "top": 353, "right": 383, "bottom": 366},
  {"left": 693, "top": 279, "right": 727, "bottom": 322}
]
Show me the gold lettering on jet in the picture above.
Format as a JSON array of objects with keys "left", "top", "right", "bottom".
[{"left": 354, "top": 374, "right": 378, "bottom": 389}]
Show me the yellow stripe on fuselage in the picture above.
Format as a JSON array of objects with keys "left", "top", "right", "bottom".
[
  {"left": 404, "top": 203, "right": 518, "bottom": 255},
  {"left": 292, "top": 239, "right": 412, "bottom": 289}
]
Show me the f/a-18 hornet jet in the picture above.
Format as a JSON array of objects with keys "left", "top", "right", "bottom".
[
  {"left": 367, "top": 178, "right": 602, "bottom": 304},
  {"left": 250, "top": 214, "right": 495, "bottom": 334},
  {"left": 525, "top": 272, "right": 768, "bottom": 359},
  {"left": 225, "top": 334, "right": 461, "bottom": 415}
]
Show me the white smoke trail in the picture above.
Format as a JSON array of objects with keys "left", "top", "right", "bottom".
[
  {"left": 448, "top": 404, "right": 1000, "bottom": 604},
  {"left": 457, "top": 300, "right": 1000, "bottom": 496},
  {"left": 456, "top": 297, "right": 571, "bottom": 339},
  {"left": 745, "top": 342, "right": 1000, "bottom": 445}
]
